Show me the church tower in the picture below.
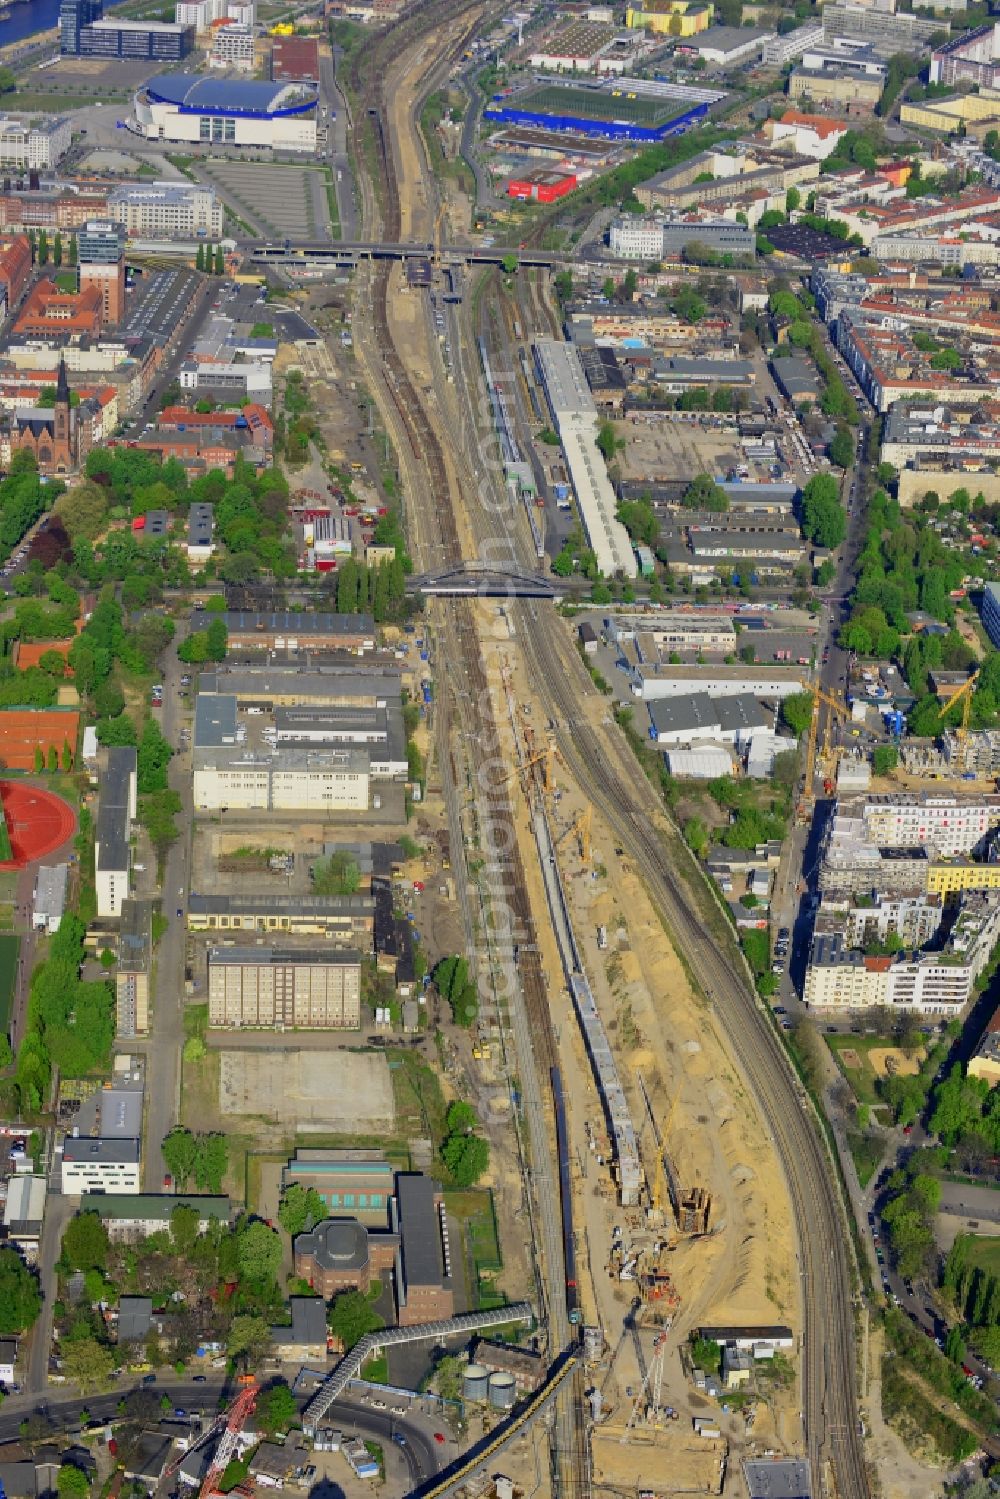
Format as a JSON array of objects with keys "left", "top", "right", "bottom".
[{"left": 52, "top": 356, "right": 73, "bottom": 473}]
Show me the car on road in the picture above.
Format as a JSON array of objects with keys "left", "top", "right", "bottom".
[
  {"left": 193, "top": 1375, "right": 207, "bottom": 1383},
  {"left": 163, "top": 1173, "right": 172, "bottom": 1189},
  {"left": 177, "top": 907, "right": 183, "bottom": 917},
  {"left": 433, "top": 1433, "right": 446, "bottom": 1444},
  {"left": 142, "top": 1374, "right": 156, "bottom": 1385}
]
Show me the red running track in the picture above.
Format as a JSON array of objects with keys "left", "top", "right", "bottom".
[{"left": 0, "top": 782, "right": 76, "bottom": 868}]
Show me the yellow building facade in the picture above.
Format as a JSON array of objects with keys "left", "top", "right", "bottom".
[
  {"left": 926, "top": 861, "right": 1000, "bottom": 895},
  {"left": 625, "top": 0, "right": 713, "bottom": 36}
]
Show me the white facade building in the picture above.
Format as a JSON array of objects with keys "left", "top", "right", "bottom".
[
  {"left": 761, "top": 22, "right": 823, "bottom": 65},
  {"left": 0, "top": 115, "right": 73, "bottom": 170},
  {"left": 132, "top": 75, "right": 317, "bottom": 153},
  {"left": 609, "top": 218, "right": 665, "bottom": 260},
  {"left": 108, "top": 181, "right": 223, "bottom": 239},
  {"left": 210, "top": 22, "right": 255, "bottom": 70}
]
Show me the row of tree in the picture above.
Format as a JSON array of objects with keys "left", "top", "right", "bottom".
[
  {"left": 16, "top": 912, "right": 114, "bottom": 1114},
  {"left": 194, "top": 243, "right": 227, "bottom": 275}
]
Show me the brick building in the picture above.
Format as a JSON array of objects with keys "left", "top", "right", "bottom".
[{"left": 13, "top": 278, "right": 104, "bottom": 339}]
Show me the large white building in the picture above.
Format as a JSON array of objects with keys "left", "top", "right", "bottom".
[
  {"left": 193, "top": 746, "right": 370, "bottom": 812},
  {"left": 108, "top": 180, "right": 223, "bottom": 239},
  {"left": 534, "top": 339, "right": 636, "bottom": 579},
  {"left": 0, "top": 115, "right": 73, "bottom": 170},
  {"left": 854, "top": 792, "right": 1000, "bottom": 859},
  {"left": 208, "top": 947, "right": 362, "bottom": 1029},
  {"left": 132, "top": 74, "right": 317, "bottom": 152}
]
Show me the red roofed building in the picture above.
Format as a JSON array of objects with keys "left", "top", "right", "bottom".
[
  {"left": 14, "top": 278, "right": 104, "bottom": 340},
  {"left": 767, "top": 109, "right": 849, "bottom": 160},
  {"left": 271, "top": 35, "right": 320, "bottom": 81},
  {"left": 0, "top": 234, "right": 32, "bottom": 318},
  {"left": 157, "top": 403, "right": 273, "bottom": 449}
]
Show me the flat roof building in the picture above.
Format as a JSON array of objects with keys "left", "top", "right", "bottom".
[
  {"left": 534, "top": 339, "right": 636, "bottom": 579},
  {"left": 108, "top": 181, "right": 223, "bottom": 240},
  {"left": 0, "top": 117, "right": 73, "bottom": 170},
  {"left": 207, "top": 946, "right": 362, "bottom": 1029},
  {"left": 90, "top": 1193, "right": 229, "bottom": 1241},
  {"left": 32, "top": 863, "right": 68, "bottom": 934},
  {"left": 281, "top": 1149, "right": 395, "bottom": 1224},
  {"left": 188, "top": 891, "right": 374, "bottom": 943},
  {"left": 96, "top": 745, "right": 136, "bottom": 919}
]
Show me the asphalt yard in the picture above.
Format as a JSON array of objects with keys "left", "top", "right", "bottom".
[{"left": 201, "top": 161, "right": 335, "bottom": 240}]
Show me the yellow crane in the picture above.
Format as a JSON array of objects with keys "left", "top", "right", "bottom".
[
  {"left": 936, "top": 669, "right": 979, "bottom": 768},
  {"left": 558, "top": 804, "right": 592, "bottom": 864},
  {"left": 800, "top": 681, "right": 850, "bottom": 809}
]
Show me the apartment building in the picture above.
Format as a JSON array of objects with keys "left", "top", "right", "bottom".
[
  {"left": 0, "top": 117, "right": 73, "bottom": 170},
  {"left": 207, "top": 946, "right": 362, "bottom": 1029},
  {"left": 210, "top": 22, "right": 255, "bottom": 69},
  {"left": 116, "top": 898, "right": 151, "bottom": 1038},
  {"left": 981, "top": 580, "right": 1000, "bottom": 648},
  {"left": 856, "top": 792, "right": 1000, "bottom": 857}
]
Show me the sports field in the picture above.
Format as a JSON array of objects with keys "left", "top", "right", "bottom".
[
  {"left": 0, "top": 784, "right": 76, "bottom": 867},
  {"left": 513, "top": 84, "right": 688, "bottom": 128},
  {"left": 0, "top": 935, "right": 20, "bottom": 1039}
]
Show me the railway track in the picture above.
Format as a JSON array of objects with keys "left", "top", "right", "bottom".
[
  {"left": 449, "top": 259, "right": 871, "bottom": 1497},
  {"left": 346, "top": 3, "right": 590, "bottom": 1493}
]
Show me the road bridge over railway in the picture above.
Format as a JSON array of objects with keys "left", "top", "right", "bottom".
[
  {"left": 408, "top": 563, "right": 562, "bottom": 599},
  {"left": 248, "top": 240, "right": 565, "bottom": 268}
]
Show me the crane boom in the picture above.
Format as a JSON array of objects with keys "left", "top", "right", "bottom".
[{"left": 199, "top": 1384, "right": 258, "bottom": 1499}]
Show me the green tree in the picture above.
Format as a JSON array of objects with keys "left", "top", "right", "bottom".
[
  {"left": 57, "top": 1466, "right": 90, "bottom": 1499},
  {"left": 801, "top": 473, "right": 847, "bottom": 549},
  {"left": 328, "top": 1289, "right": 384, "bottom": 1351},
  {"left": 500, "top": 253, "right": 518, "bottom": 275},
  {"left": 226, "top": 1314, "right": 270, "bottom": 1363},
  {"left": 46, "top": 745, "right": 58, "bottom": 773},
  {"left": 255, "top": 1381, "right": 297, "bottom": 1435},
  {"left": 0, "top": 1248, "right": 40, "bottom": 1333},
  {"left": 441, "top": 1131, "right": 489, "bottom": 1187},
  {"left": 829, "top": 427, "right": 854, "bottom": 468},
  {"left": 781, "top": 691, "right": 814, "bottom": 737},
  {"left": 213, "top": 245, "right": 225, "bottom": 276},
  {"left": 278, "top": 1184, "right": 325, "bottom": 1237},
  {"left": 61, "top": 1212, "right": 110, "bottom": 1273},
  {"left": 38, "top": 230, "right": 48, "bottom": 266},
  {"left": 596, "top": 421, "right": 622, "bottom": 465},
  {"left": 33, "top": 747, "right": 43, "bottom": 774},
  {"left": 137, "top": 717, "right": 173, "bottom": 795},
  {"left": 170, "top": 1205, "right": 200, "bottom": 1256},
  {"left": 195, "top": 243, "right": 205, "bottom": 273},
  {"left": 205, "top": 618, "right": 228, "bottom": 661},
  {"left": 60, "top": 1337, "right": 115, "bottom": 1393},
  {"left": 873, "top": 744, "right": 898, "bottom": 776},
  {"left": 681, "top": 472, "right": 728, "bottom": 511},
  {"left": 162, "top": 1127, "right": 197, "bottom": 1187},
  {"left": 237, "top": 1219, "right": 282, "bottom": 1283},
  {"left": 53, "top": 234, "right": 64, "bottom": 270}
]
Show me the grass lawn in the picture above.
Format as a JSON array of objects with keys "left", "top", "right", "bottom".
[
  {"left": 0, "top": 872, "right": 18, "bottom": 903},
  {"left": 964, "top": 1236, "right": 1000, "bottom": 1277},
  {"left": 446, "top": 1188, "right": 502, "bottom": 1309},
  {"left": 0, "top": 809, "right": 11, "bottom": 864},
  {"left": 0, "top": 935, "right": 20, "bottom": 1037},
  {"left": 54, "top": 273, "right": 78, "bottom": 294},
  {"left": 825, "top": 1032, "right": 918, "bottom": 1108},
  {"left": 847, "top": 1129, "right": 884, "bottom": 1189},
  {"left": 387, "top": 1048, "right": 448, "bottom": 1147}
]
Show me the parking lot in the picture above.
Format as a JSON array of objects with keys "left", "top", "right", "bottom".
[
  {"left": 200, "top": 161, "right": 333, "bottom": 240},
  {"left": 124, "top": 267, "right": 200, "bottom": 342}
]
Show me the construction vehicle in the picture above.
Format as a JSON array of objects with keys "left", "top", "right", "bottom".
[
  {"left": 936, "top": 669, "right": 980, "bottom": 771},
  {"left": 622, "top": 1332, "right": 675, "bottom": 1438}
]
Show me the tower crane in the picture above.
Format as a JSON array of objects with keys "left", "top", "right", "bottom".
[
  {"left": 798, "top": 680, "right": 850, "bottom": 813},
  {"left": 936, "top": 669, "right": 980, "bottom": 769},
  {"left": 622, "top": 1331, "right": 670, "bottom": 1438}
]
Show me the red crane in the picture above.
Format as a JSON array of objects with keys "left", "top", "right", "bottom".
[{"left": 163, "top": 1384, "right": 258, "bottom": 1495}]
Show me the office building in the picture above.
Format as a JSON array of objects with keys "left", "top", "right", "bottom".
[
  {"left": 207, "top": 946, "right": 362, "bottom": 1029},
  {"left": 60, "top": 0, "right": 103, "bottom": 53},
  {"left": 96, "top": 745, "right": 136, "bottom": 919},
  {"left": 64, "top": 14, "right": 194, "bottom": 57},
  {"left": 117, "top": 898, "right": 151, "bottom": 1038},
  {"left": 981, "top": 581, "right": 1000, "bottom": 648},
  {"left": 108, "top": 181, "right": 223, "bottom": 240},
  {"left": 77, "top": 220, "right": 125, "bottom": 326},
  {"left": 187, "top": 891, "right": 374, "bottom": 943},
  {"left": 0, "top": 117, "right": 73, "bottom": 171}
]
